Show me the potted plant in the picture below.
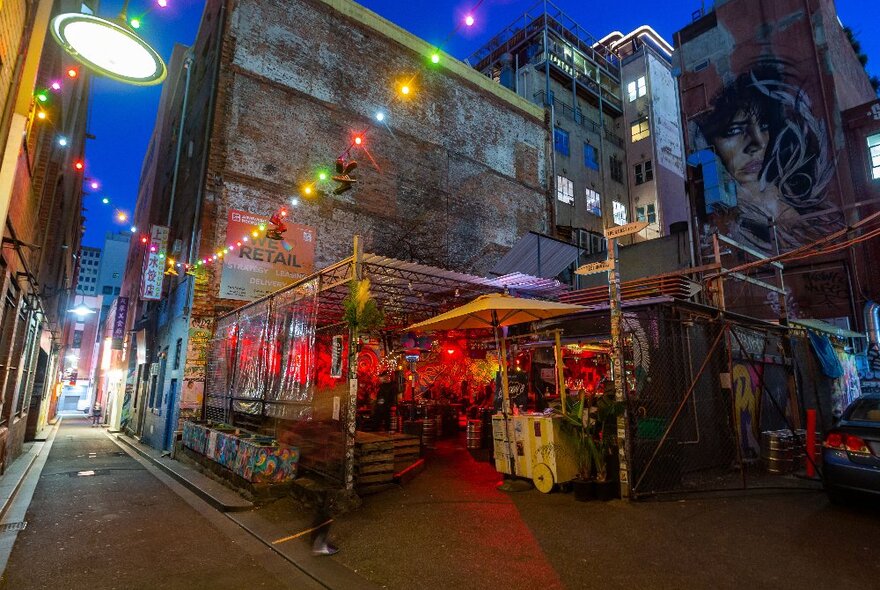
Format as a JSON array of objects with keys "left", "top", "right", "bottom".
[{"left": 557, "top": 383, "right": 625, "bottom": 501}]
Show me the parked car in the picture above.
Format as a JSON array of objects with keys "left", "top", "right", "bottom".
[{"left": 823, "top": 394, "right": 880, "bottom": 503}]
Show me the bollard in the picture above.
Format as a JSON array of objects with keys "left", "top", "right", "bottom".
[{"left": 806, "top": 409, "right": 817, "bottom": 478}]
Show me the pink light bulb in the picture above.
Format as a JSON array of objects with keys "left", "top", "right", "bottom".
[
  {"left": 465, "top": 15, "right": 475, "bottom": 26},
  {"left": 51, "top": 82, "right": 62, "bottom": 91},
  {"left": 157, "top": 0, "right": 167, "bottom": 6}
]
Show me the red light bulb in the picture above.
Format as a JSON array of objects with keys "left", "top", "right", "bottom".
[
  {"left": 354, "top": 136, "right": 363, "bottom": 145},
  {"left": 74, "top": 160, "right": 84, "bottom": 171},
  {"left": 67, "top": 68, "right": 78, "bottom": 78}
]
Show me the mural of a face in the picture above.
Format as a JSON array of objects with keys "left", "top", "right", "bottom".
[
  {"left": 711, "top": 112, "right": 770, "bottom": 187},
  {"left": 695, "top": 63, "right": 840, "bottom": 252}
]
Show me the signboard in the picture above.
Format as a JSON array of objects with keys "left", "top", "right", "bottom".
[
  {"left": 219, "top": 209, "right": 316, "bottom": 301},
  {"left": 605, "top": 221, "right": 649, "bottom": 240},
  {"left": 330, "top": 335, "right": 344, "bottom": 378},
  {"left": 141, "top": 225, "right": 169, "bottom": 300},
  {"left": 575, "top": 260, "right": 612, "bottom": 276},
  {"left": 111, "top": 297, "right": 128, "bottom": 350},
  {"left": 648, "top": 53, "right": 685, "bottom": 177}
]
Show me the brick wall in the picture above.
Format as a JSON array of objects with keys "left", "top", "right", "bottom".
[{"left": 196, "top": 0, "right": 548, "bottom": 312}]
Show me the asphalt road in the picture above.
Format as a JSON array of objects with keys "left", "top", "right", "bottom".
[{"left": 0, "top": 418, "right": 317, "bottom": 590}]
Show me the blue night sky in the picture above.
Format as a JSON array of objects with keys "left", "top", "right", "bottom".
[{"left": 81, "top": 0, "right": 880, "bottom": 248}]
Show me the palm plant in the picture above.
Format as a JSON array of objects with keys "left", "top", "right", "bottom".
[{"left": 557, "top": 386, "right": 624, "bottom": 481}]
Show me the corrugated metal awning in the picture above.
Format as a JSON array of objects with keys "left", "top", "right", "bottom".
[{"left": 491, "top": 232, "right": 579, "bottom": 279}]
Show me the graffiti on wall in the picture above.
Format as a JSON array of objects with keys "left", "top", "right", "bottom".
[
  {"left": 834, "top": 350, "right": 862, "bottom": 418},
  {"left": 731, "top": 362, "right": 762, "bottom": 460},
  {"left": 689, "top": 61, "right": 842, "bottom": 254}
]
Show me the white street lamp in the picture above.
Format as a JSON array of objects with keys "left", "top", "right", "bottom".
[
  {"left": 50, "top": 8, "right": 167, "bottom": 86},
  {"left": 67, "top": 301, "right": 96, "bottom": 317}
]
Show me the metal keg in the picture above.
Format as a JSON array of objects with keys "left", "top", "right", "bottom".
[
  {"left": 762, "top": 430, "right": 794, "bottom": 474},
  {"left": 421, "top": 418, "right": 436, "bottom": 449},
  {"left": 466, "top": 419, "right": 483, "bottom": 449}
]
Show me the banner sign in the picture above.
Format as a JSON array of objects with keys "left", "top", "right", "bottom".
[
  {"left": 219, "top": 210, "right": 316, "bottom": 301},
  {"left": 330, "top": 335, "right": 344, "bottom": 378},
  {"left": 112, "top": 297, "right": 128, "bottom": 350},
  {"left": 141, "top": 225, "right": 169, "bottom": 300}
]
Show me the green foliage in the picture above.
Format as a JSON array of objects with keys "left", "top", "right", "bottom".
[
  {"left": 553, "top": 388, "right": 624, "bottom": 481},
  {"left": 343, "top": 279, "right": 384, "bottom": 332}
]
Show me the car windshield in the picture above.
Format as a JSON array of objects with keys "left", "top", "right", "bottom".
[{"left": 845, "top": 397, "right": 880, "bottom": 423}]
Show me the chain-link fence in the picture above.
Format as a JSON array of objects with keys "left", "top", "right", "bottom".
[{"left": 624, "top": 305, "right": 819, "bottom": 498}]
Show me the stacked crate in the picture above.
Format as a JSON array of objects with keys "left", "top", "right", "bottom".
[{"left": 354, "top": 432, "right": 395, "bottom": 495}]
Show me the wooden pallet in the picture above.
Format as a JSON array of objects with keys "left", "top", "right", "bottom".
[{"left": 354, "top": 432, "right": 395, "bottom": 491}]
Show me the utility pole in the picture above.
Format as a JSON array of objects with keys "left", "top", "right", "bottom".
[
  {"left": 577, "top": 220, "right": 647, "bottom": 499},
  {"left": 343, "top": 235, "right": 363, "bottom": 491}
]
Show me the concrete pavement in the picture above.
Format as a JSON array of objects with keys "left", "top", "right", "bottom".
[{"left": 0, "top": 417, "right": 322, "bottom": 590}]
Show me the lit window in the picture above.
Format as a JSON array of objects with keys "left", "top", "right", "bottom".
[
  {"left": 869, "top": 133, "right": 880, "bottom": 180},
  {"left": 585, "top": 189, "right": 601, "bottom": 217},
  {"left": 556, "top": 176, "right": 574, "bottom": 205},
  {"left": 636, "top": 203, "right": 657, "bottom": 224},
  {"left": 613, "top": 201, "right": 627, "bottom": 225},
  {"left": 554, "top": 128, "right": 570, "bottom": 157},
  {"left": 627, "top": 76, "right": 647, "bottom": 101},
  {"left": 631, "top": 118, "right": 650, "bottom": 142}
]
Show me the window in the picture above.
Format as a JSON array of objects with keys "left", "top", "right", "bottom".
[
  {"left": 112, "top": 272, "right": 119, "bottom": 279},
  {"left": 610, "top": 155, "right": 623, "bottom": 183},
  {"left": 613, "top": 201, "right": 627, "bottom": 225},
  {"left": 635, "top": 160, "right": 653, "bottom": 185},
  {"left": 631, "top": 119, "right": 650, "bottom": 142},
  {"left": 583, "top": 143, "right": 599, "bottom": 170},
  {"left": 585, "top": 189, "right": 601, "bottom": 217},
  {"left": 554, "top": 128, "right": 570, "bottom": 157},
  {"left": 556, "top": 176, "right": 574, "bottom": 205},
  {"left": 173, "top": 338, "right": 183, "bottom": 370},
  {"left": 627, "top": 76, "right": 647, "bottom": 102},
  {"left": 102, "top": 286, "right": 113, "bottom": 295},
  {"left": 869, "top": 133, "right": 880, "bottom": 180},
  {"left": 636, "top": 203, "right": 657, "bottom": 224}
]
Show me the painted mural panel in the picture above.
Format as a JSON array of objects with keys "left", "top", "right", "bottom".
[
  {"left": 681, "top": 5, "right": 843, "bottom": 255},
  {"left": 648, "top": 53, "right": 685, "bottom": 178}
]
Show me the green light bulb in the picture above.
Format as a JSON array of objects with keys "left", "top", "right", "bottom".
[
  {"left": 36, "top": 92, "right": 48, "bottom": 102},
  {"left": 318, "top": 172, "right": 327, "bottom": 181},
  {"left": 431, "top": 53, "right": 440, "bottom": 64},
  {"left": 130, "top": 18, "right": 141, "bottom": 29}
]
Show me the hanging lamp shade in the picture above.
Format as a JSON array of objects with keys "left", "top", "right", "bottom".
[{"left": 50, "top": 12, "right": 167, "bottom": 86}]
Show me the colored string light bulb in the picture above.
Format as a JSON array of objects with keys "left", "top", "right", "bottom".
[
  {"left": 102, "top": 197, "right": 109, "bottom": 204},
  {"left": 431, "top": 53, "right": 440, "bottom": 64},
  {"left": 400, "top": 85, "right": 410, "bottom": 95},
  {"left": 57, "top": 136, "right": 68, "bottom": 147},
  {"left": 465, "top": 15, "right": 474, "bottom": 26},
  {"left": 318, "top": 171, "right": 327, "bottom": 181},
  {"left": 258, "top": 224, "right": 266, "bottom": 231},
  {"left": 303, "top": 185, "right": 312, "bottom": 195},
  {"left": 291, "top": 197, "right": 299, "bottom": 206},
  {"left": 157, "top": 0, "right": 167, "bottom": 7},
  {"left": 74, "top": 160, "right": 84, "bottom": 171},
  {"left": 251, "top": 230, "right": 258, "bottom": 238},
  {"left": 130, "top": 226, "right": 137, "bottom": 233},
  {"left": 36, "top": 92, "right": 48, "bottom": 103},
  {"left": 36, "top": 111, "right": 47, "bottom": 120},
  {"left": 130, "top": 18, "right": 141, "bottom": 29},
  {"left": 141, "top": 236, "right": 148, "bottom": 244},
  {"left": 90, "top": 181, "right": 99, "bottom": 190},
  {"left": 67, "top": 68, "right": 78, "bottom": 78},
  {"left": 117, "top": 212, "right": 127, "bottom": 222},
  {"left": 375, "top": 111, "right": 385, "bottom": 122}
]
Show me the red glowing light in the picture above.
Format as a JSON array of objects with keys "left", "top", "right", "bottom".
[
  {"left": 141, "top": 237, "right": 148, "bottom": 244},
  {"left": 447, "top": 349, "right": 455, "bottom": 355},
  {"left": 354, "top": 135, "right": 363, "bottom": 145},
  {"left": 280, "top": 210, "right": 287, "bottom": 217},
  {"left": 74, "top": 160, "right": 84, "bottom": 171},
  {"left": 67, "top": 68, "right": 78, "bottom": 78}
]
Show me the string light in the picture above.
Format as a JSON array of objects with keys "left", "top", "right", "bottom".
[
  {"left": 130, "top": 226, "right": 137, "bottom": 233},
  {"left": 431, "top": 53, "right": 441, "bottom": 64},
  {"left": 102, "top": 197, "right": 109, "bottom": 204},
  {"left": 400, "top": 85, "right": 410, "bottom": 95},
  {"left": 74, "top": 160, "right": 84, "bottom": 171},
  {"left": 354, "top": 135, "right": 363, "bottom": 145},
  {"left": 51, "top": 82, "right": 61, "bottom": 91},
  {"left": 36, "top": 111, "right": 47, "bottom": 120},
  {"left": 291, "top": 197, "right": 299, "bottom": 206},
  {"left": 375, "top": 111, "right": 385, "bottom": 122},
  {"left": 36, "top": 92, "right": 49, "bottom": 103},
  {"left": 57, "top": 136, "right": 68, "bottom": 147},
  {"left": 67, "top": 68, "right": 78, "bottom": 78},
  {"left": 130, "top": 18, "right": 141, "bottom": 29},
  {"left": 157, "top": 0, "right": 167, "bottom": 6},
  {"left": 117, "top": 212, "right": 128, "bottom": 222},
  {"left": 318, "top": 171, "right": 327, "bottom": 181},
  {"left": 90, "top": 181, "right": 99, "bottom": 190},
  {"left": 465, "top": 15, "right": 475, "bottom": 26},
  {"left": 141, "top": 236, "right": 148, "bottom": 244}
]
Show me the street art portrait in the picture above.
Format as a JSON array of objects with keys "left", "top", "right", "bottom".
[{"left": 691, "top": 62, "right": 842, "bottom": 253}]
